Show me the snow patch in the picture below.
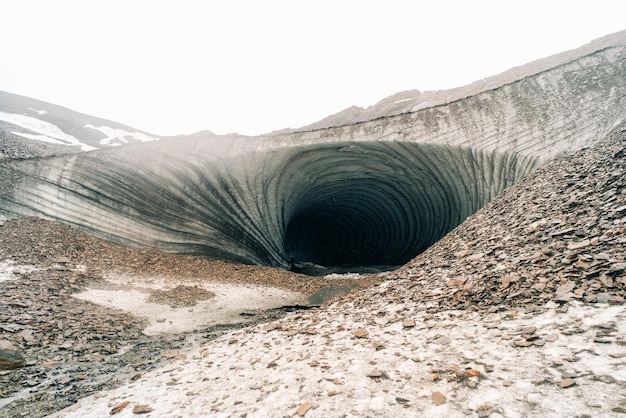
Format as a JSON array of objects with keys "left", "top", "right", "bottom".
[
  {"left": 0, "top": 260, "right": 39, "bottom": 282},
  {"left": 84, "top": 124, "right": 156, "bottom": 146},
  {"left": 0, "top": 260, "right": 16, "bottom": 282},
  {"left": 324, "top": 272, "right": 363, "bottom": 280},
  {"left": 73, "top": 275, "right": 306, "bottom": 335},
  {"left": 0, "top": 111, "right": 96, "bottom": 151},
  {"left": 27, "top": 107, "right": 48, "bottom": 115}
]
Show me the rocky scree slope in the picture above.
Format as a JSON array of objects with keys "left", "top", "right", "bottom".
[
  {"left": 0, "top": 131, "right": 78, "bottom": 160},
  {"left": 375, "top": 123, "right": 626, "bottom": 310},
  {"left": 0, "top": 215, "right": 381, "bottom": 417}
]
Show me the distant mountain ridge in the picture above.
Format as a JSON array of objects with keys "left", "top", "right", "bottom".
[{"left": 293, "top": 30, "right": 626, "bottom": 132}]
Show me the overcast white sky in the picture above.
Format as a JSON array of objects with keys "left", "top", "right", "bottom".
[{"left": 1, "top": 1, "right": 624, "bottom": 136}]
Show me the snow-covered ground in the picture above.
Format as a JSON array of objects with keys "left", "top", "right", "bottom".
[
  {"left": 73, "top": 273, "right": 306, "bottom": 335},
  {"left": 27, "top": 107, "right": 48, "bottom": 115},
  {"left": 0, "top": 111, "right": 96, "bottom": 151},
  {"left": 0, "top": 259, "right": 38, "bottom": 282},
  {"left": 0, "top": 111, "right": 158, "bottom": 151},
  {"left": 84, "top": 124, "right": 156, "bottom": 146},
  {"left": 52, "top": 296, "right": 626, "bottom": 418}
]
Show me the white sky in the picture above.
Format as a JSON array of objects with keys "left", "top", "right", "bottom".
[{"left": 1, "top": 0, "right": 624, "bottom": 136}]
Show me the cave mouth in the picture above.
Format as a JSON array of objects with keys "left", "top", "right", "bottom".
[
  {"left": 271, "top": 142, "right": 539, "bottom": 276},
  {"left": 282, "top": 179, "right": 419, "bottom": 273}
]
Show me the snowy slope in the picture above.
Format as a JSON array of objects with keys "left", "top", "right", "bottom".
[{"left": 0, "top": 90, "right": 159, "bottom": 151}]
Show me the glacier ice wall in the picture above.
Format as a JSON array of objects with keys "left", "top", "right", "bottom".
[{"left": 0, "top": 42, "right": 625, "bottom": 273}]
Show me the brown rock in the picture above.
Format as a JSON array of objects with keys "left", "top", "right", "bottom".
[
  {"left": 568, "top": 240, "right": 590, "bottom": 250},
  {"left": 353, "top": 328, "right": 369, "bottom": 338},
  {"left": 402, "top": 319, "right": 416, "bottom": 328},
  {"left": 559, "top": 378, "right": 576, "bottom": 388},
  {"left": 556, "top": 281, "right": 576, "bottom": 297},
  {"left": 367, "top": 370, "right": 390, "bottom": 380},
  {"left": 432, "top": 392, "right": 446, "bottom": 405},
  {"left": 110, "top": 401, "right": 130, "bottom": 414},
  {"left": 295, "top": 401, "right": 312, "bottom": 416},
  {"left": 514, "top": 339, "right": 533, "bottom": 347},
  {"left": 133, "top": 404, "right": 154, "bottom": 414}
]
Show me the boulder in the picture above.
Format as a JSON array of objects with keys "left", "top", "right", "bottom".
[{"left": 0, "top": 339, "right": 26, "bottom": 370}]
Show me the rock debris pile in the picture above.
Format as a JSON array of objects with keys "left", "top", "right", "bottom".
[
  {"left": 376, "top": 124, "right": 626, "bottom": 312},
  {"left": 0, "top": 219, "right": 380, "bottom": 417},
  {"left": 0, "top": 132, "right": 75, "bottom": 160}
]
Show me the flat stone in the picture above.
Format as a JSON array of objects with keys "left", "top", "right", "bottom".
[
  {"left": 434, "top": 336, "right": 451, "bottom": 345},
  {"left": 550, "top": 227, "right": 576, "bottom": 237},
  {"left": 263, "top": 323, "right": 280, "bottom": 332},
  {"left": 353, "top": 328, "right": 369, "bottom": 338},
  {"left": 295, "top": 401, "right": 312, "bottom": 416},
  {"left": 514, "top": 339, "right": 533, "bottom": 347},
  {"left": 110, "top": 401, "right": 130, "bottom": 414},
  {"left": 556, "top": 281, "right": 576, "bottom": 297},
  {"left": 133, "top": 404, "right": 154, "bottom": 414},
  {"left": 402, "top": 319, "right": 416, "bottom": 328},
  {"left": 559, "top": 378, "right": 576, "bottom": 388},
  {"left": 432, "top": 392, "right": 446, "bottom": 405},
  {"left": 568, "top": 240, "right": 590, "bottom": 250},
  {"left": 367, "top": 370, "right": 390, "bottom": 380}
]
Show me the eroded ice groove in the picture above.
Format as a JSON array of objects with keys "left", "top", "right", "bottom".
[{"left": 0, "top": 141, "right": 537, "bottom": 271}]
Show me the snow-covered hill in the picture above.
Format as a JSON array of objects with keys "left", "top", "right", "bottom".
[{"left": 0, "top": 91, "right": 159, "bottom": 151}]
